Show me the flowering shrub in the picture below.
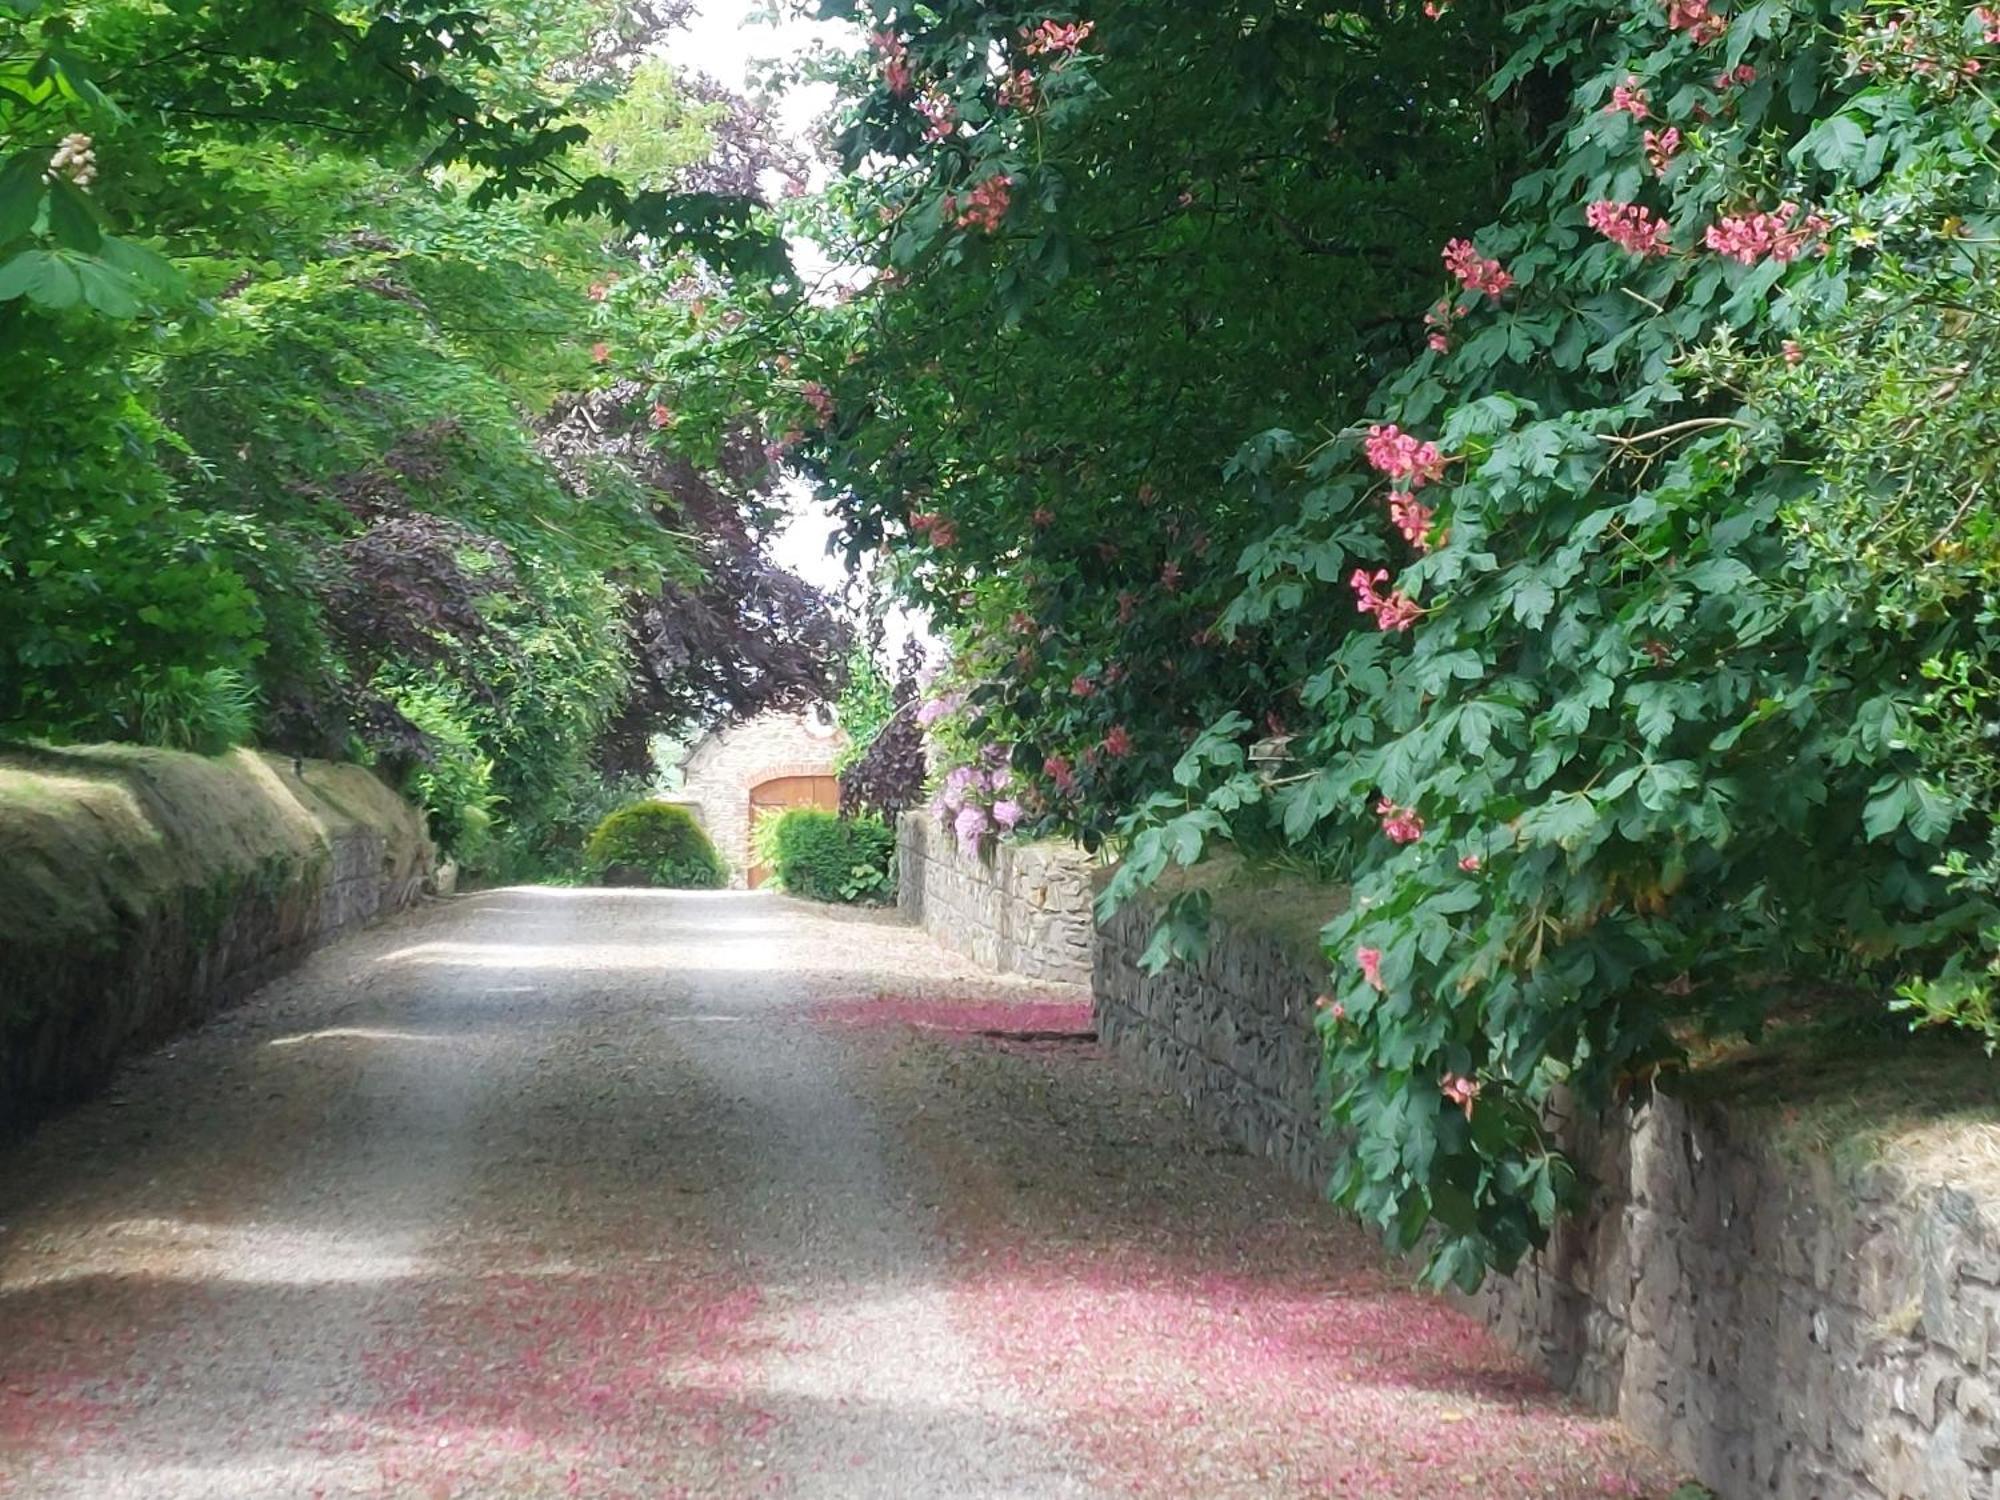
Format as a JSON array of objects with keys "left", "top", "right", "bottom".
[{"left": 799, "top": 0, "right": 2000, "bottom": 1287}]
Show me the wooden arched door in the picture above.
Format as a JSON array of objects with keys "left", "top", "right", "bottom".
[{"left": 747, "top": 774, "right": 839, "bottom": 887}]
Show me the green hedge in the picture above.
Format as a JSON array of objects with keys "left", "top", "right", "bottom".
[
  {"left": 582, "top": 802, "right": 726, "bottom": 889},
  {"left": 753, "top": 808, "right": 894, "bottom": 903}
]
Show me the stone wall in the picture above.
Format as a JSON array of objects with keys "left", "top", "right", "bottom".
[
  {"left": 0, "top": 745, "right": 432, "bottom": 1133},
  {"left": 1094, "top": 889, "right": 2000, "bottom": 1500},
  {"left": 675, "top": 710, "right": 844, "bottom": 887},
  {"left": 896, "top": 811, "right": 1094, "bottom": 984}
]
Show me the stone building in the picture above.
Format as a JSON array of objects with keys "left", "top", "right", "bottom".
[{"left": 672, "top": 708, "right": 845, "bottom": 888}]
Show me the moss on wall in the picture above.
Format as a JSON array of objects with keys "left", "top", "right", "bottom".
[{"left": 0, "top": 745, "right": 431, "bottom": 1131}]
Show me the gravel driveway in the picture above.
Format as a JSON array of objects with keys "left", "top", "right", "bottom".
[{"left": 0, "top": 890, "right": 1674, "bottom": 1498}]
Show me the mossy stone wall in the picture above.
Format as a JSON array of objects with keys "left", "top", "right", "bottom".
[{"left": 0, "top": 745, "right": 431, "bottom": 1132}]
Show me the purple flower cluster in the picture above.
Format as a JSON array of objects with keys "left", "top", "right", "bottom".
[{"left": 932, "top": 743, "right": 1025, "bottom": 855}]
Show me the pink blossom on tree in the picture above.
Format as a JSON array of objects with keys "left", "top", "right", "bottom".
[
  {"left": 1442, "top": 238, "right": 1514, "bottom": 299},
  {"left": 1375, "top": 797, "right": 1425, "bottom": 844},
  {"left": 1362, "top": 424, "right": 1446, "bottom": 487},
  {"left": 1356, "top": 946, "right": 1385, "bottom": 991},
  {"left": 1585, "top": 200, "right": 1673, "bottom": 256}
]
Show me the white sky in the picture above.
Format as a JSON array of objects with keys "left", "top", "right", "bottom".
[{"left": 670, "top": 2, "right": 933, "bottom": 664}]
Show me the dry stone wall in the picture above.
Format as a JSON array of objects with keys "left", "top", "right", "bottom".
[
  {"left": 1095, "top": 889, "right": 2000, "bottom": 1500},
  {"left": 0, "top": 745, "right": 432, "bottom": 1132},
  {"left": 896, "top": 811, "right": 1093, "bottom": 984}
]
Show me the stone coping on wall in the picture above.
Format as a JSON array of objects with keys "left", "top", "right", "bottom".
[
  {"left": 0, "top": 744, "right": 433, "bottom": 1132},
  {"left": 1093, "top": 877, "right": 2000, "bottom": 1500},
  {"left": 896, "top": 810, "right": 1094, "bottom": 985}
]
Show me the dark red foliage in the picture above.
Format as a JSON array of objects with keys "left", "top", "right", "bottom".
[{"left": 839, "top": 638, "right": 928, "bottom": 820}]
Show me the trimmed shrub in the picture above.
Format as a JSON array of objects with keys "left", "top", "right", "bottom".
[
  {"left": 583, "top": 802, "right": 726, "bottom": 889},
  {"left": 753, "top": 808, "right": 894, "bottom": 903}
]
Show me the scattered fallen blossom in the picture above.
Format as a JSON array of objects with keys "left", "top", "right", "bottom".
[
  {"left": 591, "top": 341, "right": 610, "bottom": 363},
  {"left": 1585, "top": 199, "right": 1673, "bottom": 257}
]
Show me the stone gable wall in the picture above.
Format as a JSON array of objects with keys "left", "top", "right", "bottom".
[
  {"left": 676, "top": 711, "right": 845, "bottom": 887},
  {"left": 896, "top": 811, "right": 1094, "bottom": 984},
  {"left": 1094, "top": 891, "right": 2000, "bottom": 1500}
]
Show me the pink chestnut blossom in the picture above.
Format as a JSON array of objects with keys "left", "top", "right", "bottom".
[
  {"left": 1022, "top": 18, "right": 1095, "bottom": 57},
  {"left": 1459, "top": 853, "right": 1483, "bottom": 872},
  {"left": 1350, "top": 569, "right": 1422, "bottom": 633},
  {"left": 1103, "top": 724, "right": 1133, "bottom": 758},
  {"left": 1363, "top": 424, "right": 1446, "bottom": 487},
  {"left": 1442, "top": 238, "right": 1514, "bottom": 300},
  {"left": 1605, "top": 77, "right": 1650, "bottom": 119},
  {"left": 1388, "top": 494, "right": 1436, "bottom": 553},
  {"left": 1442, "top": 1073, "right": 1482, "bottom": 1119},
  {"left": 1703, "top": 203, "right": 1827, "bottom": 265},
  {"left": 1643, "top": 126, "right": 1682, "bottom": 176},
  {"left": 1356, "top": 947, "right": 1385, "bottom": 991},
  {"left": 1375, "top": 797, "right": 1424, "bottom": 845},
  {"left": 1585, "top": 200, "right": 1673, "bottom": 257},
  {"left": 1666, "top": 0, "right": 1726, "bottom": 44}
]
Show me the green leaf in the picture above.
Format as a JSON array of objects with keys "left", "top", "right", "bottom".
[
  {"left": 0, "top": 151, "right": 44, "bottom": 245},
  {"left": 0, "top": 248, "right": 81, "bottom": 308},
  {"left": 46, "top": 177, "right": 102, "bottom": 253}
]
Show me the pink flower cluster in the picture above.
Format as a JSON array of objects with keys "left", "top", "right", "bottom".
[
  {"left": 1703, "top": 203, "right": 1827, "bottom": 265},
  {"left": 949, "top": 175, "right": 1013, "bottom": 233},
  {"left": 1356, "top": 947, "right": 1385, "bottom": 991},
  {"left": 997, "top": 69, "right": 1039, "bottom": 110},
  {"left": 1605, "top": 76, "right": 1650, "bottom": 119},
  {"left": 1713, "top": 63, "right": 1756, "bottom": 90},
  {"left": 1362, "top": 423, "right": 1446, "bottom": 487},
  {"left": 1389, "top": 494, "right": 1436, "bottom": 553},
  {"left": 1424, "top": 299, "right": 1453, "bottom": 353},
  {"left": 910, "top": 511, "right": 958, "bottom": 548},
  {"left": 1022, "top": 18, "right": 1095, "bottom": 57},
  {"left": 1044, "top": 752, "right": 1076, "bottom": 794},
  {"left": 1102, "top": 724, "right": 1133, "bottom": 758},
  {"left": 1666, "top": 0, "right": 1727, "bottom": 45},
  {"left": 1442, "top": 1073, "right": 1482, "bottom": 1119},
  {"left": 918, "top": 89, "right": 957, "bottom": 142},
  {"left": 1376, "top": 797, "right": 1425, "bottom": 844},
  {"left": 1442, "top": 238, "right": 1513, "bottom": 300},
  {"left": 871, "top": 28, "right": 913, "bottom": 96},
  {"left": 1351, "top": 568, "right": 1422, "bottom": 632},
  {"left": 1982, "top": 8, "right": 2000, "bottom": 46},
  {"left": 1643, "top": 126, "right": 1681, "bottom": 176},
  {"left": 802, "top": 380, "right": 835, "bottom": 422},
  {"left": 1586, "top": 199, "right": 1673, "bottom": 256}
]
